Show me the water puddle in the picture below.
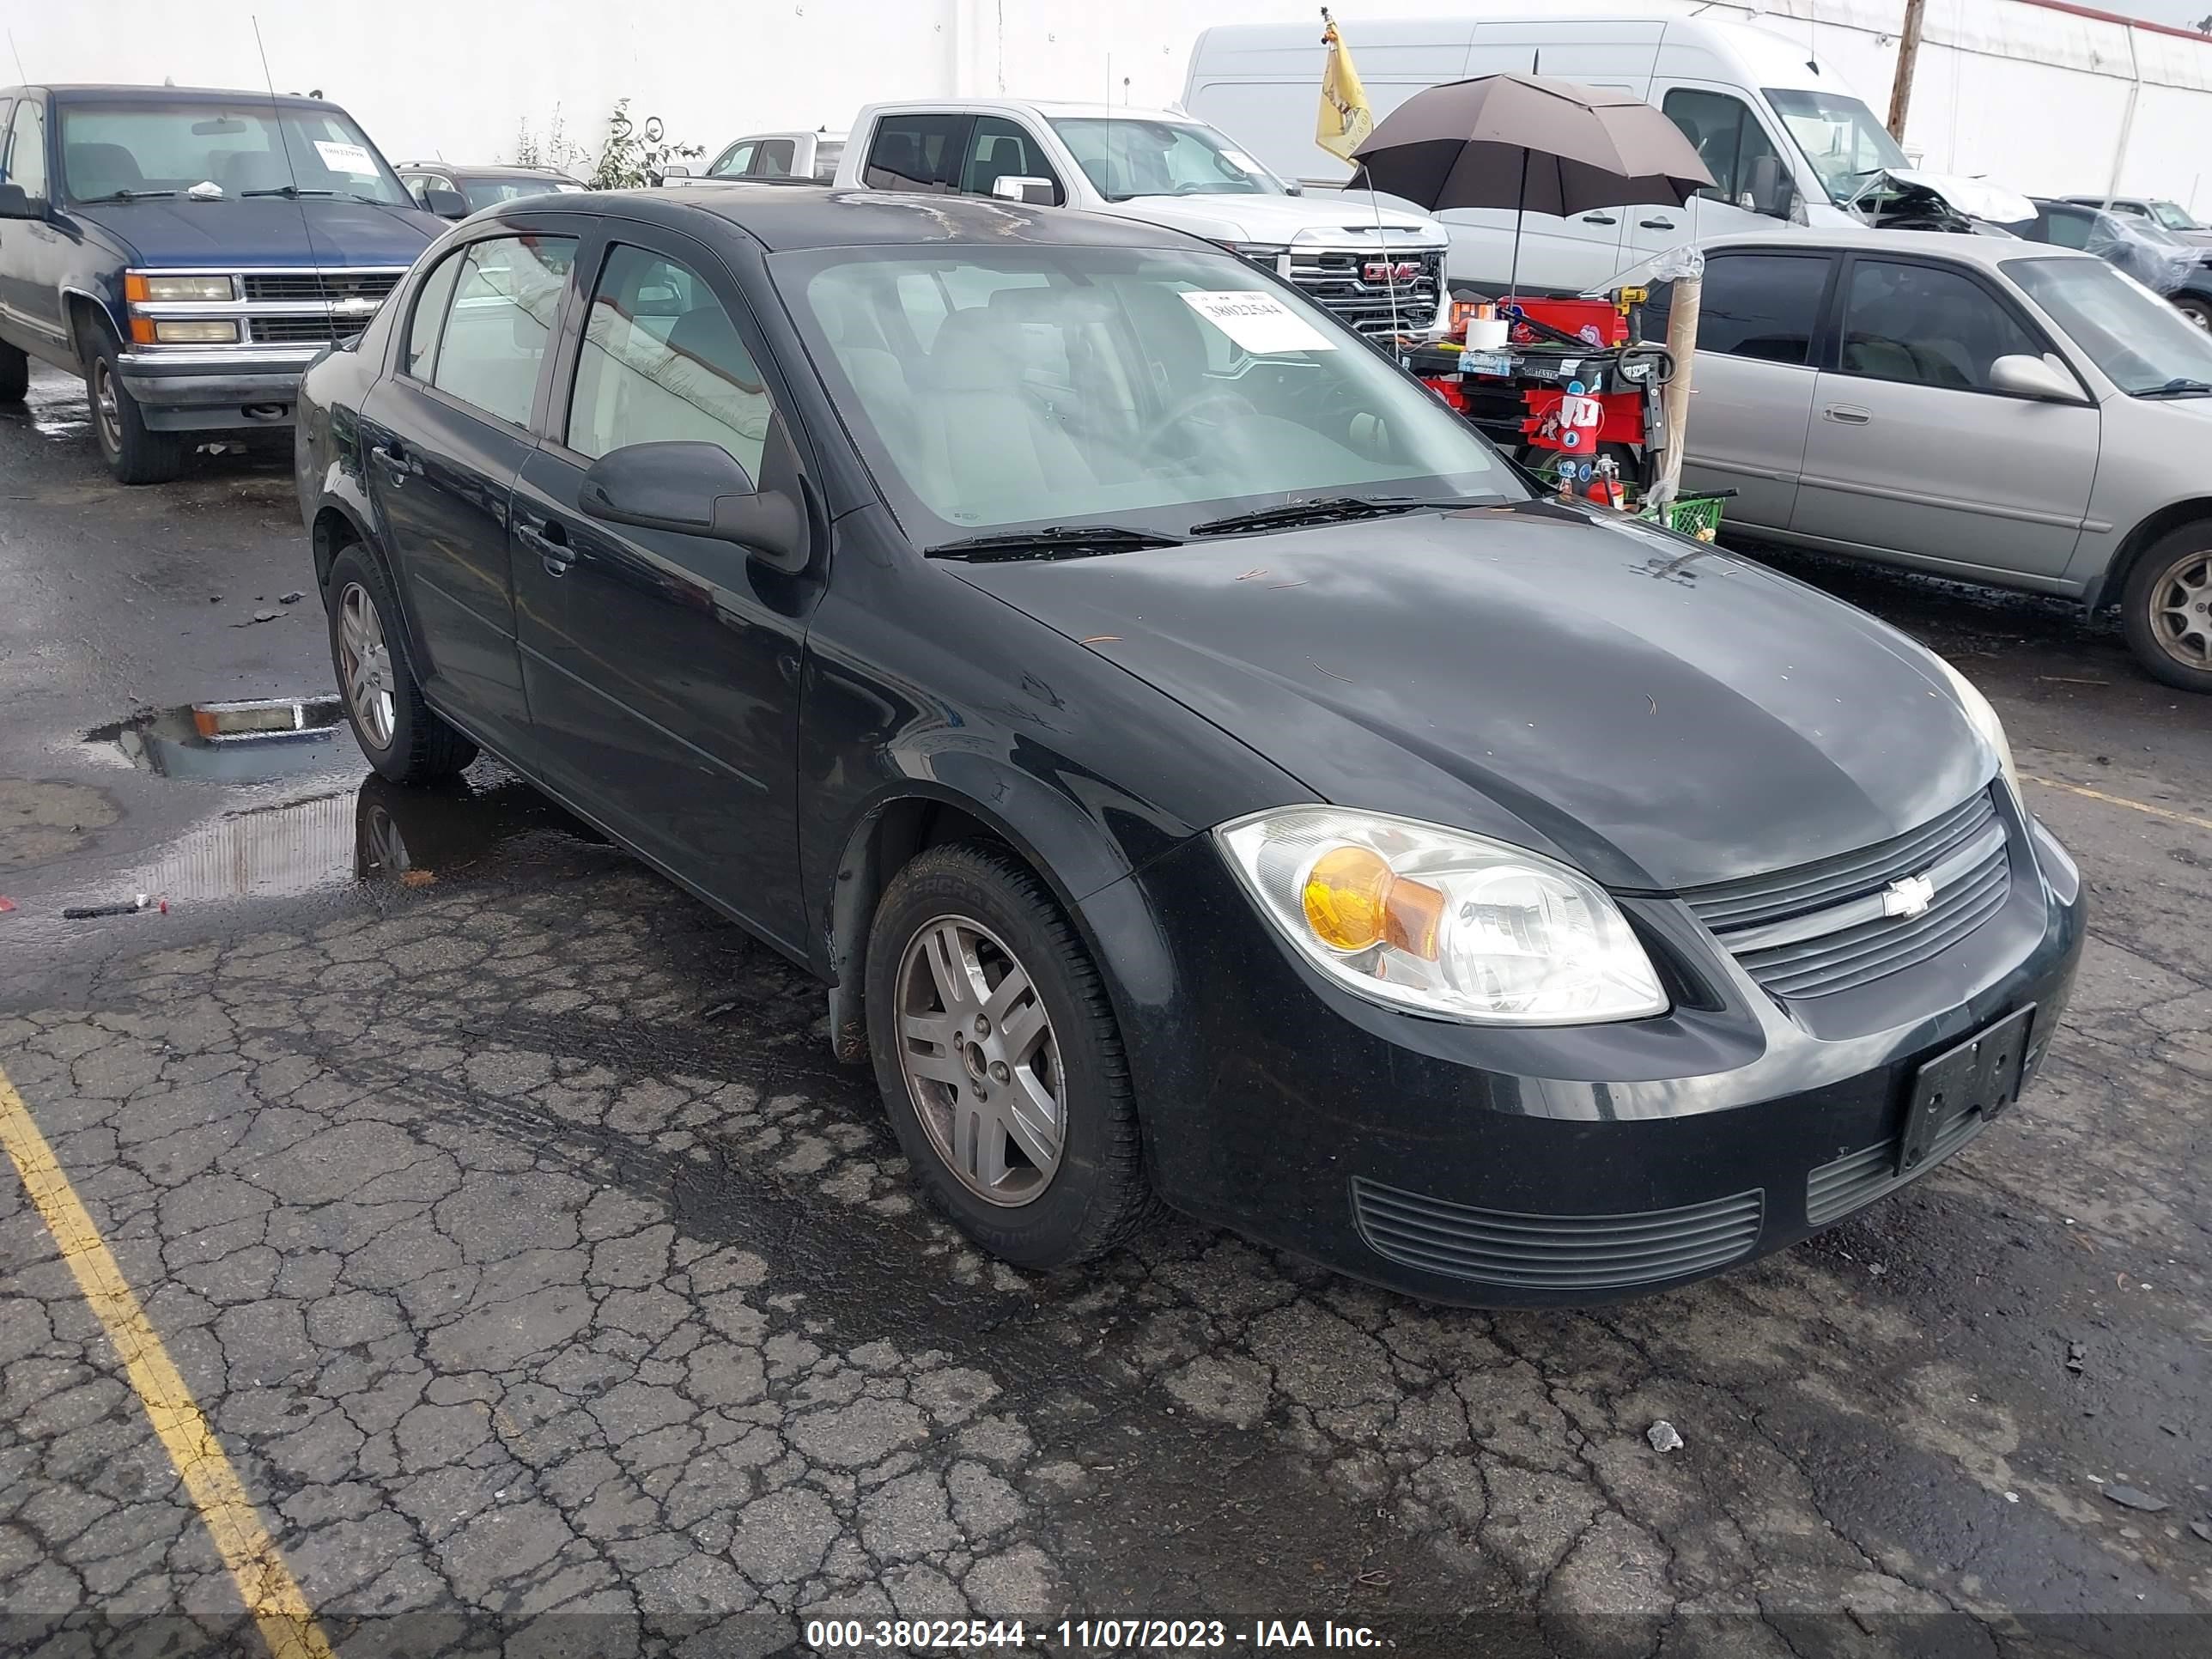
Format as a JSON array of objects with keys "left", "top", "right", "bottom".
[{"left": 89, "top": 697, "right": 351, "bottom": 784}]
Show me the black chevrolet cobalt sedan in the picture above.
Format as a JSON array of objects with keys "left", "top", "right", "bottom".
[{"left": 295, "top": 187, "right": 2083, "bottom": 1305}]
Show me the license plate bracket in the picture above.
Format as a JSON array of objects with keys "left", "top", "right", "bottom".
[{"left": 1898, "top": 1006, "right": 2034, "bottom": 1177}]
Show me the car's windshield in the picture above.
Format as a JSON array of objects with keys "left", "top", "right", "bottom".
[
  {"left": 1764, "top": 88, "right": 1909, "bottom": 204},
  {"left": 2006, "top": 255, "right": 2212, "bottom": 396},
  {"left": 58, "top": 100, "right": 411, "bottom": 205},
  {"left": 2150, "top": 200, "right": 2203, "bottom": 233},
  {"left": 1047, "top": 118, "right": 1285, "bottom": 202},
  {"left": 461, "top": 177, "right": 580, "bottom": 210},
  {"left": 780, "top": 243, "right": 1522, "bottom": 542}
]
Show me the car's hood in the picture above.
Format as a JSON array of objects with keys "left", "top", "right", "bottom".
[
  {"left": 1117, "top": 191, "right": 1447, "bottom": 248},
  {"left": 1879, "top": 169, "right": 2036, "bottom": 226},
  {"left": 70, "top": 197, "right": 441, "bottom": 266},
  {"left": 951, "top": 503, "right": 1991, "bottom": 892}
]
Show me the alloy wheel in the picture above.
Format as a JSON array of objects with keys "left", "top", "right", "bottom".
[
  {"left": 337, "top": 582, "right": 398, "bottom": 750},
  {"left": 2146, "top": 548, "right": 2212, "bottom": 672},
  {"left": 894, "top": 915, "right": 1065, "bottom": 1207}
]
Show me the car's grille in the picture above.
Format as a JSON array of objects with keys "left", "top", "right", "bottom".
[
  {"left": 250, "top": 315, "right": 371, "bottom": 345},
  {"left": 240, "top": 270, "right": 401, "bottom": 304},
  {"left": 1681, "top": 791, "right": 2011, "bottom": 999},
  {"left": 1807, "top": 1095, "right": 1987, "bottom": 1225},
  {"left": 1350, "top": 1178, "right": 1763, "bottom": 1291},
  {"left": 1284, "top": 247, "right": 1443, "bottom": 337}
]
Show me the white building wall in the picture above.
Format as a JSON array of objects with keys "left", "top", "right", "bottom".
[{"left": 9, "top": 1, "right": 2212, "bottom": 210}]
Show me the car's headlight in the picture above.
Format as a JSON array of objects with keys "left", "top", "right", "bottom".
[
  {"left": 126, "top": 273, "right": 238, "bottom": 303},
  {"left": 1929, "top": 654, "right": 2021, "bottom": 803},
  {"left": 1214, "top": 807, "right": 1668, "bottom": 1025},
  {"left": 1216, "top": 240, "right": 1292, "bottom": 274}
]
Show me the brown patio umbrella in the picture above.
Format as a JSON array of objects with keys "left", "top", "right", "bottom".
[{"left": 1348, "top": 73, "right": 1715, "bottom": 219}]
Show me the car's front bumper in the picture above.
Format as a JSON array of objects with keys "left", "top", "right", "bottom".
[
  {"left": 116, "top": 346, "right": 320, "bottom": 429},
  {"left": 1098, "top": 800, "right": 2086, "bottom": 1308}
]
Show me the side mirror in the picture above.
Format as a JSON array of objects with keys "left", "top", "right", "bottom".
[
  {"left": 989, "top": 175, "right": 1056, "bottom": 206},
  {"left": 422, "top": 186, "right": 468, "bottom": 219},
  {"left": 578, "top": 441, "right": 807, "bottom": 569},
  {"left": 1988, "top": 354, "right": 2085, "bottom": 403},
  {"left": 659, "top": 163, "right": 691, "bottom": 180},
  {"left": 0, "top": 183, "right": 38, "bottom": 220},
  {"left": 1743, "top": 155, "right": 1794, "bottom": 220}
]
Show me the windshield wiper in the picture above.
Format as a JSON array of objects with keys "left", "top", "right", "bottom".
[
  {"left": 76, "top": 188, "right": 179, "bottom": 202},
  {"left": 2138, "top": 378, "right": 2212, "bottom": 398},
  {"left": 1186, "top": 495, "right": 1474, "bottom": 537},
  {"left": 241, "top": 185, "right": 335, "bottom": 198},
  {"left": 923, "top": 525, "right": 1183, "bottom": 560}
]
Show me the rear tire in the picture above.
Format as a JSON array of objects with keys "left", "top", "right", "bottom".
[
  {"left": 2171, "top": 293, "right": 2212, "bottom": 332},
  {"left": 866, "top": 842, "right": 1157, "bottom": 1271},
  {"left": 86, "top": 324, "right": 186, "bottom": 484},
  {"left": 325, "top": 545, "right": 479, "bottom": 783},
  {"left": 0, "top": 338, "right": 27, "bottom": 403},
  {"left": 2121, "top": 527, "right": 2212, "bottom": 694}
]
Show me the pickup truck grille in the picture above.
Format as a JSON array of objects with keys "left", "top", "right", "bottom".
[
  {"left": 250, "top": 315, "right": 374, "bottom": 345},
  {"left": 240, "top": 270, "right": 402, "bottom": 304},
  {"left": 1285, "top": 248, "right": 1443, "bottom": 337}
]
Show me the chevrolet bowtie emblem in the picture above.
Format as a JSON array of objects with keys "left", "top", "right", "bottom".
[{"left": 1882, "top": 872, "right": 1936, "bottom": 918}]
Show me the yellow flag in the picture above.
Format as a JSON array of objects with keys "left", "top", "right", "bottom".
[{"left": 1316, "top": 14, "right": 1374, "bottom": 162}]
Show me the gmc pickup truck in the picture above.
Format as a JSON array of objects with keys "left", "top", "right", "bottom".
[
  {"left": 0, "top": 82, "right": 441, "bottom": 483},
  {"left": 831, "top": 100, "right": 1452, "bottom": 339}
]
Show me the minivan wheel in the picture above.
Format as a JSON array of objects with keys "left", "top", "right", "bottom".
[
  {"left": 86, "top": 326, "right": 186, "bottom": 484},
  {"left": 2121, "top": 530, "right": 2212, "bottom": 694},
  {"left": 0, "top": 338, "right": 27, "bottom": 403},
  {"left": 324, "top": 546, "right": 479, "bottom": 782},
  {"left": 866, "top": 842, "right": 1156, "bottom": 1270}
]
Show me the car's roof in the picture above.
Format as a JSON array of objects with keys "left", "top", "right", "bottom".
[
  {"left": 726, "top": 130, "right": 848, "bottom": 142},
  {"left": 40, "top": 83, "right": 341, "bottom": 108},
  {"left": 480, "top": 184, "right": 1204, "bottom": 254},
  {"left": 1701, "top": 225, "right": 2100, "bottom": 272},
  {"left": 400, "top": 162, "right": 579, "bottom": 180},
  {"left": 860, "top": 97, "right": 1200, "bottom": 125}
]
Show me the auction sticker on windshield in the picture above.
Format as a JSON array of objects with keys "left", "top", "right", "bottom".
[
  {"left": 1180, "top": 290, "right": 1339, "bottom": 355},
  {"left": 313, "top": 140, "right": 377, "bottom": 175}
]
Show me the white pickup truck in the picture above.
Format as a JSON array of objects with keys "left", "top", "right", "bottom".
[{"left": 830, "top": 99, "right": 1452, "bottom": 337}]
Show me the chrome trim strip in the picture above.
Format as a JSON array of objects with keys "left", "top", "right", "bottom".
[{"left": 1715, "top": 819, "right": 2008, "bottom": 954}]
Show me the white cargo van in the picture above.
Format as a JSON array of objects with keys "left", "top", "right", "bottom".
[{"left": 1185, "top": 15, "right": 1910, "bottom": 295}]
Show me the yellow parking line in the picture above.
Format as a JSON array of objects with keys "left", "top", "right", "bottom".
[
  {"left": 2024, "top": 775, "right": 2212, "bottom": 835},
  {"left": 0, "top": 1062, "right": 336, "bottom": 1659}
]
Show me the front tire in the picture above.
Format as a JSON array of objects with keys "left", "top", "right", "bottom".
[
  {"left": 2121, "top": 529, "right": 2212, "bottom": 694},
  {"left": 325, "top": 545, "right": 479, "bottom": 782},
  {"left": 86, "top": 325, "right": 185, "bottom": 484},
  {"left": 866, "top": 842, "right": 1156, "bottom": 1270},
  {"left": 2170, "top": 293, "right": 2212, "bottom": 332}
]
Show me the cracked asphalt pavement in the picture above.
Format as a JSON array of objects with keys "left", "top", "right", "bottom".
[{"left": 2, "top": 368, "right": 2209, "bottom": 1656}]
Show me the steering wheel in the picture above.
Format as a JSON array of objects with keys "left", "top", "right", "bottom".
[{"left": 1142, "top": 391, "right": 1261, "bottom": 464}]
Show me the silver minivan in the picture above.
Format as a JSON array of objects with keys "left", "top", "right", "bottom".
[{"left": 1674, "top": 228, "right": 2212, "bottom": 691}]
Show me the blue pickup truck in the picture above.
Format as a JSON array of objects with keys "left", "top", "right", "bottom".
[{"left": 0, "top": 83, "right": 445, "bottom": 483}]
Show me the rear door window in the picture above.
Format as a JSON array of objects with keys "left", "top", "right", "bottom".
[
  {"left": 428, "top": 234, "right": 578, "bottom": 428},
  {"left": 863, "top": 114, "right": 969, "bottom": 194},
  {"left": 1692, "top": 252, "right": 1832, "bottom": 364}
]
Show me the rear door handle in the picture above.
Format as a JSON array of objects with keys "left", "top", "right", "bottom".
[
  {"left": 368, "top": 440, "right": 409, "bottom": 483},
  {"left": 1580, "top": 212, "right": 1618, "bottom": 225},
  {"left": 517, "top": 519, "right": 575, "bottom": 574},
  {"left": 1824, "top": 404, "right": 1873, "bottom": 425},
  {"left": 1638, "top": 217, "right": 1675, "bottom": 230}
]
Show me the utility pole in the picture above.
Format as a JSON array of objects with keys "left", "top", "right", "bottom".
[{"left": 1887, "top": 0, "right": 1927, "bottom": 142}]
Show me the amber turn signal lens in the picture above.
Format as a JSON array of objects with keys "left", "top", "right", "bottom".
[
  {"left": 1300, "top": 845, "right": 1444, "bottom": 960},
  {"left": 130, "top": 315, "right": 158, "bottom": 344},
  {"left": 124, "top": 273, "right": 151, "bottom": 303}
]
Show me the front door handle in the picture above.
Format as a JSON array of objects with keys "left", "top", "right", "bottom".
[
  {"left": 1823, "top": 404, "right": 1873, "bottom": 425},
  {"left": 1638, "top": 217, "right": 1676, "bottom": 230},
  {"left": 517, "top": 520, "right": 575, "bottom": 575},
  {"left": 1581, "top": 212, "right": 1618, "bottom": 225}
]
